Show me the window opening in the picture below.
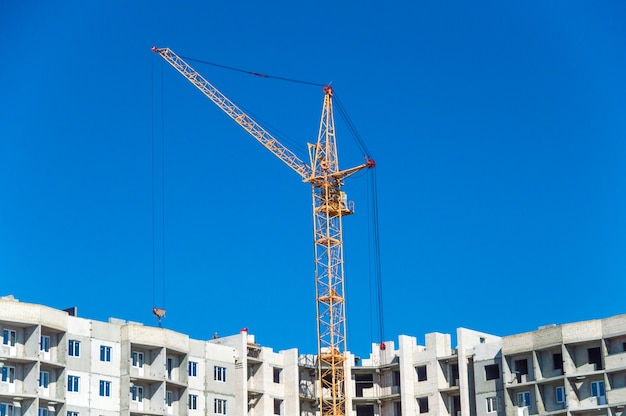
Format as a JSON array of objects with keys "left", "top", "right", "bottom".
[
  {"left": 273, "top": 367, "right": 282, "bottom": 384},
  {"left": 40, "top": 335, "right": 50, "bottom": 353},
  {"left": 132, "top": 351, "right": 144, "bottom": 368},
  {"left": 416, "top": 365, "right": 427, "bottom": 381},
  {"left": 517, "top": 391, "right": 531, "bottom": 407},
  {"left": 166, "top": 358, "right": 173, "bottom": 379},
  {"left": 99, "top": 380, "right": 111, "bottom": 397},
  {"left": 0, "top": 403, "right": 14, "bottom": 416},
  {"left": 131, "top": 386, "right": 143, "bottom": 401},
  {"left": 591, "top": 380, "right": 605, "bottom": 398},
  {"left": 214, "top": 366, "right": 227, "bottom": 382},
  {"left": 273, "top": 398, "right": 283, "bottom": 415},
  {"left": 1, "top": 367, "right": 15, "bottom": 384},
  {"left": 553, "top": 353, "right": 563, "bottom": 371},
  {"left": 188, "top": 394, "right": 197, "bottom": 410},
  {"left": 2, "top": 330, "right": 16, "bottom": 347},
  {"left": 556, "top": 386, "right": 565, "bottom": 403},
  {"left": 68, "top": 340, "right": 80, "bottom": 357},
  {"left": 67, "top": 375, "right": 79, "bottom": 392},
  {"left": 100, "top": 346, "right": 111, "bottom": 362},
  {"left": 39, "top": 371, "right": 49, "bottom": 388},
  {"left": 188, "top": 361, "right": 197, "bottom": 377},
  {"left": 214, "top": 398, "right": 227, "bottom": 415},
  {"left": 417, "top": 397, "right": 429, "bottom": 414},
  {"left": 485, "top": 364, "right": 500, "bottom": 380}
]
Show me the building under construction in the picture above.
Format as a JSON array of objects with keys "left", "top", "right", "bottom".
[{"left": 1, "top": 295, "right": 625, "bottom": 416}]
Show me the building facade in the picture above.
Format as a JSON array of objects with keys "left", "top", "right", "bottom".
[{"left": 1, "top": 295, "right": 625, "bottom": 416}]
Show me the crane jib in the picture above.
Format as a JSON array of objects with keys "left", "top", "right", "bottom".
[{"left": 152, "top": 46, "right": 312, "bottom": 179}]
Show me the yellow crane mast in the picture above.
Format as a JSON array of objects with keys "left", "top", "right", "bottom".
[{"left": 152, "top": 46, "right": 374, "bottom": 416}]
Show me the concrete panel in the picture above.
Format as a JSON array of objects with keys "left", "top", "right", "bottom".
[
  {"left": 122, "top": 323, "right": 189, "bottom": 351},
  {"left": 0, "top": 299, "right": 67, "bottom": 331},
  {"left": 562, "top": 320, "right": 602, "bottom": 344},
  {"left": 605, "top": 352, "right": 626, "bottom": 371},
  {"left": 503, "top": 332, "right": 534, "bottom": 354},
  {"left": 603, "top": 315, "right": 626, "bottom": 337},
  {"left": 533, "top": 325, "right": 563, "bottom": 348},
  {"left": 607, "top": 386, "right": 626, "bottom": 404}
]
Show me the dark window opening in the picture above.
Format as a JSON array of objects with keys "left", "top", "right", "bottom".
[
  {"left": 622, "top": 342, "right": 626, "bottom": 353},
  {"left": 356, "top": 405, "right": 374, "bottom": 416},
  {"left": 451, "top": 364, "right": 459, "bottom": 386},
  {"left": 553, "top": 353, "right": 563, "bottom": 371},
  {"left": 273, "top": 367, "right": 282, "bottom": 384},
  {"left": 417, "top": 397, "right": 429, "bottom": 414},
  {"left": 273, "top": 399, "right": 282, "bottom": 415},
  {"left": 485, "top": 364, "right": 500, "bottom": 380},
  {"left": 416, "top": 365, "right": 427, "bottom": 381},
  {"left": 588, "top": 347, "right": 602, "bottom": 370},
  {"left": 393, "top": 402, "right": 402, "bottom": 416}
]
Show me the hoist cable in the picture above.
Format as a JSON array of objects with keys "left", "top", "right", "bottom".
[
  {"left": 366, "top": 169, "right": 385, "bottom": 346},
  {"left": 151, "top": 54, "right": 156, "bottom": 310},
  {"left": 370, "top": 169, "right": 385, "bottom": 345},
  {"left": 334, "top": 93, "right": 385, "bottom": 346},
  {"left": 160, "top": 61, "right": 167, "bottom": 311},
  {"left": 151, "top": 56, "right": 167, "bottom": 319}
]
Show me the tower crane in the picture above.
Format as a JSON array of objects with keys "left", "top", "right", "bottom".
[{"left": 152, "top": 46, "right": 375, "bottom": 416}]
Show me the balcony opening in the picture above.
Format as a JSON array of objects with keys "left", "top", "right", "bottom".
[
  {"left": 514, "top": 359, "right": 529, "bottom": 382},
  {"left": 588, "top": 347, "right": 602, "bottom": 370},
  {"left": 355, "top": 373, "right": 374, "bottom": 397}
]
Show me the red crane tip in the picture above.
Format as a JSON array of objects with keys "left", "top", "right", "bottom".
[
  {"left": 151, "top": 46, "right": 158, "bottom": 52},
  {"left": 323, "top": 85, "right": 333, "bottom": 96}
]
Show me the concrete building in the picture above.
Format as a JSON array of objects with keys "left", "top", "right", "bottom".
[
  {"left": 498, "top": 316, "right": 626, "bottom": 416},
  {"left": 1, "top": 295, "right": 625, "bottom": 416}
]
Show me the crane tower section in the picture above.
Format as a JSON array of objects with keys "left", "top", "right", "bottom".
[
  {"left": 310, "top": 85, "right": 349, "bottom": 416},
  {"left": 152, "top": 47, "right": 374, "bottom": 416}
]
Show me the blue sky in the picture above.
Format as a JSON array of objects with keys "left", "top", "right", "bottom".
[{"left": 1, "top": 1, "right": 625, "bottom": 356}]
